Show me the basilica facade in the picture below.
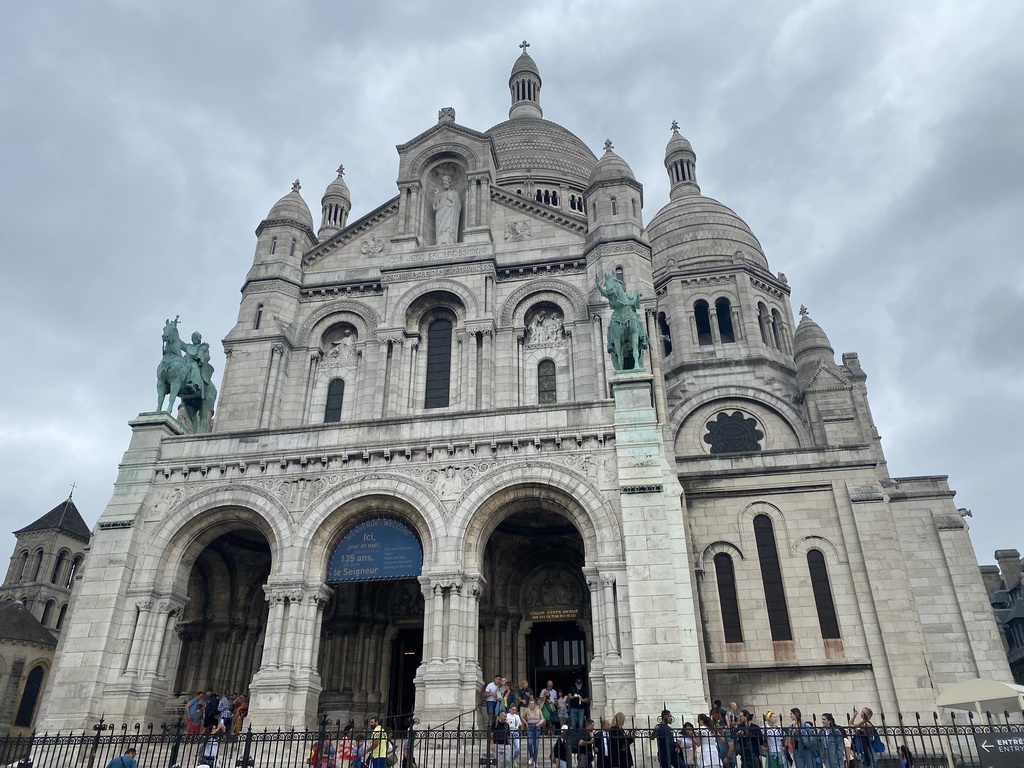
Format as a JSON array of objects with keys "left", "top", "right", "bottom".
[{"left": 40, "top": 45, "right": 1009, "bottom": 731}]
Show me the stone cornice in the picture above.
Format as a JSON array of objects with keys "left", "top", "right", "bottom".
[{"left": 255, "top": 218, "right": 318, "bottom": 243}]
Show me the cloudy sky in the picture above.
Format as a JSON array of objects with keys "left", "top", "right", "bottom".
[{"left": 1, "top": 1, "right": 1022, "bottom": 575}]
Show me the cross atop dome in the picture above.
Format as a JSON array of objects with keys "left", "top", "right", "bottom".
[
  {"left": 671, "top": 120, "right": 680, "bottom": 133},
  {"left": 604, "top": 139, "right": 614, "bottom": 153},
  {"left": 519, "top": 40, "right": 530, "bottom": 52},
  {"left": 292, "top": 179, "right": 301, "bottom": 193},
  {"left": 336, "top": 165, "right": 345, "bottom": 177},
  {"left": 799, "top": 304, "right": 809, "bottom": 317}
]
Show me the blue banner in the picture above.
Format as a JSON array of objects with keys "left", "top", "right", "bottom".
[{"left": 327, "top": 518, "right": 423, "bottom": 582}]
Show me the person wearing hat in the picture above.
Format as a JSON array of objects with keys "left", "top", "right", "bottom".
[
  {"left": 567, "top": 678, "right": 588, "bottom": 730},
  {"left": 552, "top": 725, "right": 571, "bottom": 768}
]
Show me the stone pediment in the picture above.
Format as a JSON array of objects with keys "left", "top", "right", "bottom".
[
  {"left": 303, "top": 196, "right": 400, "bottom": 269},
  {"left": 396, "top": 120, "right": 500, "bottom": 179},
  {"left": 804, "top": 361, "right": 852, "bottom": 392}
]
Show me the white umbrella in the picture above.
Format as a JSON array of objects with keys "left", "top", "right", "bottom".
[{"left": 935, "top": 678, "right": 1024, "bottom": 717}]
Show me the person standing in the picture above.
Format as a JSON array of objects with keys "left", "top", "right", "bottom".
[
  {"left": 525, "top": 700, "right": 544, "bottom": 766},
  {"left": 519, "top": 680, "right": 535, "bottom": 709},
  {"left": 608, "top": 713, "right": 635, "bottom": 768},
  {"left": 848, "top": 707, "right": 878, "bottom": 768},
  {"left": 492, "top": 711, "right": 513, "bottom": 768},
  {"left": 761, "top": 712, "right": 784, "bottom": 768},
  {"left": 484, "top": 675, "right": 502, "bottom": 725},
  {"left": 650, "top": 710, "right": 678, "bottom": 768},
  {"left": 696, "top": 714, "right": 724, "bottom": 767},
  {"left": 594, "top": 719, "right": 612, "bottom": 768},
  {"left": 218, "top": 692, "right": 234, "bottom": 734},
  {"left": 577, "top": 719, "right": 596, "bottom": 768},
  {"left": 817, "top": 714, "right": 846, "bottom": 768},
  {"left": 507, "top": 705, "right": 524, "bottom": 766},
  {"left": 552, "top": 725, "right": 571, "bottom": 768},
  {"left": 567, "top": 679, "right": 588, "bottom": 730},
  {"left": 733, "top": 711, "right": 763, "bottom": 768},
  {"left": 368, "top": 717, "right": 389, "bottom": 768}
]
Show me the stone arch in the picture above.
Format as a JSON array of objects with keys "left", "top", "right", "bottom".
[
  {"left": 298, "top": 473, "right": 446, "bottom": 582},
  {"left": 136, "top": 484, "right": 292, "bottom": 594},
  {"left": 791, "top": 534, "right": 846, "bottom": 564},
  {"left": 452, "top": 463, "right": 622, "bottom": 569},
  {"left": 389, "top": 281, "right": 480, "bottom": 327},
  {"left": 499, "top": 279, "right": 589, "bottom": 326},
  {"left": 406, "top": 142, "right": 482, "bottom": 180},
  {"left": 738, "top": 501, "right": 790, "bottom": 558},
  {"left": 700, "top": 540, "right": 746, "bottom": 572},
  {"left": 297, "top": 299, "right": 381, "bottom": 346},
  {"left": 670, "top": 386, "right": 812, "bottom": 450}
]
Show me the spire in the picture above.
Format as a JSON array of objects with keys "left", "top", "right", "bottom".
[
  {"left": 665, "top": 120, "right": 699, "bottom": 199},
  {"left": 14, "top": 497, "right": 91, "bottom": 542},
  {"left": 319, "top": 164, "right": 352, "bottom": 239},
  {"left": 509, "top": 40, "right": 543, "bottom": 120}
]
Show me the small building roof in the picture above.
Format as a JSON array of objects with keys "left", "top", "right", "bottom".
[
  {"left": 14, "top": 497, "right": 91, "bottom": 542},
  {"left": 0, "top": 600, "right": 58, "bottom": 646}
]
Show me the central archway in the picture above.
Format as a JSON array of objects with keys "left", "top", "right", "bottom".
[{"left": 479, "top": 508, "right": 591, "bottom": 710}]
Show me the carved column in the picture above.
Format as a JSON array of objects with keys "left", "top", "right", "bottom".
[
  {"left": 123, "top": 598, "right": 155, "bottom": 675},
  {"left": 585, "top": 573, "right": 604, "bottom": 660},
  {"left": 262, "top": 587, "right": 288, "bottom": 669},
  {"left": 280, "top": 589, "right": 303, "bottom": 669},
  {"left": 593, "top": 315, "right": 608, "bottom": 397},
  {"left": 154, "top": 600, "right": 185, "bottom": 680},
  {"left": 645, "top": 310, "right": 667, "bottom": 423},
  {"left": 600, "top": 574, "right": 619, "bottom": 658},
  {"left": 303, "top": 352, "right": 321, "bottom": 422},
  {"left": 481, "top": 330, "right": 493, "bottom": 410},
  {"left": 408, "top": 183, "right": 422, "bottom": 239},
  {"left": 421, "top": 578, "right": 444, "bottom": 664},
  {"left": 447, "top": 579, "right": 463, "bottom": 663},
  {"left": 302, "top": 585, "right": 332, "bottom": 673},
  {"left": 260, "top": 344, "right": 285, "bottom": 429}
]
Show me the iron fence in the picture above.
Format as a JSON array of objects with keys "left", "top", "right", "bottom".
[{"left": 2, "top": 711, "right": 1023, "bottom": 768}]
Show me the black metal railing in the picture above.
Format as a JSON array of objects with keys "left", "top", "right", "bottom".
[{"left": 3, "top": 711, "right": 1023, "bottom": 768}]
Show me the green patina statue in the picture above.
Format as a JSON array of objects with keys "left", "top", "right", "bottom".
[
  {"left": 156, "top": 316, "right": 217, "bottom": 433},
  {"left": 596, "top": 273, "right": 650, "bottom": 372}
]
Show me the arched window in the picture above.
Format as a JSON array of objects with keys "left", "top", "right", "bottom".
[
  {"left": 538, "top": 359, "right": 557, "bottom": 404},
  {"left": 536, "top": 190, "right": 543, "bottom": 202},
  {"left": 41, "top": 600, "right": 55, "bottom": 627},
  {"left": 753, "top": 514, "right": 792, "bottom": 641},
  {"left": 17, "top": 551, "right": 28, "bottom": 582},
  {"left": 614, "top": 266, "right": 625, "bottom": 285},
  {"left": 757, "top": 303, "right": 770, "bottom": 345},
  {"left": 610, "top": 197, "right": 618, "bottom": 215},
  {"left": 551, "top": 191, "right": 558, "bottom": 206},
  {"left": 270, "top": 236, "right": 277, "bottom": 255},
  {"left": 424, "top": 318, "right": 453, "bottom": 409},
  {"left": 771, "top": 309, "right": 784, "bottom": 350},
  {"left": 694, "top": 300, "right": 713, "bottom": 346},
  {"left": 807, "top": 550, "right": 841, "bottom": 639},
  {"left": 56, "top": 603, "right": 68, "bottom": 630},
  {"left": 14, "top": 665, "right": 45, "bottom": 727},
  {"left": 324, "top": 379, "right": 345, "bottom": 423},
  {"left": 50, "top": 551, "right": 67, "bottom": 585},
  {"left": 65, "top": 555, "right": 83, "bottom": 589},
  {"left": 30, "top": 550, "right": 43, "bottom": 582},
  {"left": 289, "top": 238, "right": 296, "bottom": 258},
  {"left": 631, "top": 198, "right": 638, "bottom": 218},
  {"left": 657, "top": 312, "right": 672, "bottom": 356},
  {"left": 254, "top": 304, "right": 264, "bottom": 330},
  {"left": 714, "top": 553, "right": 743, "bottom": 643},
  {"left": 716, "top": 297, "right": 736, "bottom": 343}
]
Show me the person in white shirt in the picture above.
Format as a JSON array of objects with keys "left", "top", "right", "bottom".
[
  {"left": 484, "top": 675, "right": 502, "bottom": 725},
  {"left": 506, "top": 706, "right": 524, "bottom": 765}
]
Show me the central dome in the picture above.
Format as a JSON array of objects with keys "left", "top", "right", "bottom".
[{"left": 486, "top": 117, "right": 598, "bottom": 188}]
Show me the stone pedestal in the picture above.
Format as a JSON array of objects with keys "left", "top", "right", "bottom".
[{"left": 610, "top": 373, "right": 706, "bottom": 720}]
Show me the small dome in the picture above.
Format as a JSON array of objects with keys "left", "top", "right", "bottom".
[
  {"left": 792, "top": 310, "right": 835, "bottom": 361},
  {"left": 666, "top": 127, "right": 693, "bottom": 156},
  {"left": 323, "top": 166, "right": 351, "bottom": 205},
  {"left": 510, "top": 48, "right": 541, "bottom": 80},
  {"left": 588, "top": 141, "right": 636, "bottom": 186},
  {"left": 266, "top": 180, "right": 314, "bottom": 230},
  {"left": 649, "top": 193, "right": 769, "bottom": 272}
]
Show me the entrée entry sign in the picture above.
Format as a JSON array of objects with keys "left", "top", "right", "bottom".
[{"left": 328, "top": 519, "right": 423, "bottom": 582}]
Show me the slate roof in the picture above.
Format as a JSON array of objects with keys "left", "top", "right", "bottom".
[
  {"left": 0, "top": 600, "right": 57, "bottom": 646},
  {"left": 13, "top": 497, "right": 91, "bottom": 542}
]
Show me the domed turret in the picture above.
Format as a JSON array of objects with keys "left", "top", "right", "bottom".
[
  {"left": 588, "top": 143, "right": 637, "bottom": 186},
  {"left": 265, "top": 179, "right": 314, "bottom": 231},
  {"left": 318, "top": 165, "right": 351, "bottom": 240},
  {"left": 585, "top": 140, "right": 644, "bottom": 233},
  {"left": 665, "top": 120, "right": 699, "bottom": 199},
  {"left": 508, "top": 40, "right": 543, "bottom": 120},
  {"left": 793, "top": 307, "right": 836, "bottom": 385}
]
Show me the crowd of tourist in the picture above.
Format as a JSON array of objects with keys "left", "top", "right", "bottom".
[
  {"left": 182, "top": 689, "right": 249, "bottom": 736},
  {"left": 484, "top": 688, "right": 913, "bottom": 768}
]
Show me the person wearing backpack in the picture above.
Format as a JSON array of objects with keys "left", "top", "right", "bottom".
[{"left": 785, "top": 709, "right": 816, "bottom": 768}]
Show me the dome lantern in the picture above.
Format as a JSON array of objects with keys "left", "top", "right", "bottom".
[
  {"left": 318, "top": 165, "right": 351, "bottom": 240},
  {"left": 665, "top": 120, "right": 699, "bottom": 199},
  {"left": 509, "top": 40, "right": 543, "bottom": 120}
]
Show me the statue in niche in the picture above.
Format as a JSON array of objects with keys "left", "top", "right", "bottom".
[
  {"left": 432, "top": 175, "right": 461, "bottom": 245},
  {"left": 527, "top": 311, "right": 547, "bottom": 345},
  {"left": 546, "top": 313, "right": 563, "bottom": 342},
  {"left": 328, "top": 329, "right": 357, "bottom": 364}
]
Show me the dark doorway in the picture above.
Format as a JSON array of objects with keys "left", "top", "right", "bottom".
[
  {"left": 528, "top": 620, "right": 587, "bottom": 697},
  {"left": 388, "top": 628, "right": 422, "bottom": 727}
]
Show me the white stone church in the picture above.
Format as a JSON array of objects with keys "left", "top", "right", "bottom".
[{"left": 39, "top": 44, "right": 1009, "bottom": 731}]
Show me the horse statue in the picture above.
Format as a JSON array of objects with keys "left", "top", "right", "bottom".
[
  {"left": 595, "top": 273, "right": 650, "bottom": 372},
  {"left": 157, "top": 316, "right": 218, "bottom": 433}
]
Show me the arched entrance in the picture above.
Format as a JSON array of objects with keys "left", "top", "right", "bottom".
[
  {"left": 318, "top": 517, "right": 424, "bottom": 726},
  {"left": 174, "top": 528, "right": 271, "bottom": 696},
  {"left": 479, "top": 509, "right": 591, "bottom": 700}
]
